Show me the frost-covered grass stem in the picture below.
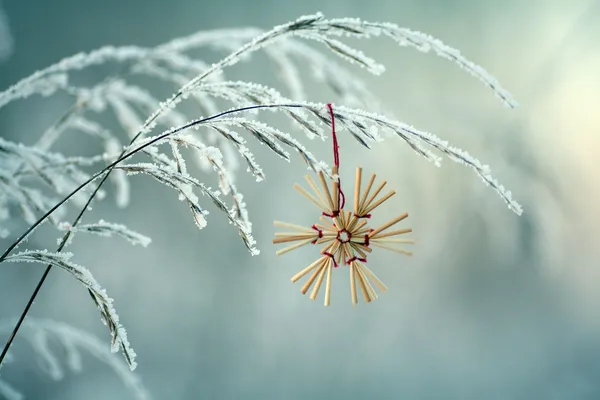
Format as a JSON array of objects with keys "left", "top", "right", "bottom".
[{"left": 0, "top": 103, "right": 304, "bottom": 368}]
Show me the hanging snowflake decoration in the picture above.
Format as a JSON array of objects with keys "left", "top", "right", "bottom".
[{"left": 273, "top": 104, "right": 414, "bottom": 306}]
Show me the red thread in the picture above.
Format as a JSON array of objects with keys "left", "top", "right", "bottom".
[
  {"left": 311, "top": 224, "right": 323, "bottom": 244},
  {"left": 363, "top": 228, "right": 374, "bottom": 247},
  {"left": 327, "top": 103, "right": 345, "bottom": 212},
  {"left": 354, "top": 213, "right": 372, "bottom": 219},
  {"left": 323, "top": 251, "right": 339, "bottom": 268},
  {"left": 346, "top": 256, "right": 368, "bottom": 265}
]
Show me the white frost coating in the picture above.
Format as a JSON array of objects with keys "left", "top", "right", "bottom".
[
  {"left": 120, "top": 162, "right": 202, "bottom": 193},
  {"left": 2, "top": 250, "right": 137, "bottom": 370},
  {"left": 60, "top": 219, "right": 152, "bottom": 247},
  {"left": 376, "top": 22, "right": 518, "bottom": 108},
  {"left": 140, "top": 11, "right": 513, "bottom": 137},
  {"left": 0, "top": 136, "right": 97, "bottom": 210},
  {"left": 209, "top": 126, "right": 265, "bottom": 182},
  {"left": 169, "top": 141, "right": 190, "bottom": 179},
  {"left": 108, "top": 96, "right": 144, "bottom": 139},
  {"left": 69, "top": 116, "right": 117, "bottom": 146},
  {"left": 154, "top": 26, "right": 308, "bottom": 101},
  {"left": 0, "top": 46, "right": 150, "bottom": 110},
  {"left": 205, "top": 117, "right": 325, "bottom": 173},
  {"left": 0, "top": 170, "right": 38, "bottom": 225},
  {"left": 169, "top": 134, "right": 257, "bottom": 253},
  {"left": 151, "top": 25, "right": 372, "bottom": 107},
  {"left": 0, "top": 318, "right": 152, "bottom": 399},
  {"left": 136, "top": 14, "right": 329, "bottom": 140},
  {"left": 306, "top": 102, "right": 521, "bottom": 214},
  {"left": 118, "top": 161, "right": 259, "bottom": 254},
  {"left": 156, "top": 27, "right": 260, "bottom": 54},
  {"left": 297, "top": 33, "right": 385, "bottom": 75},
  {"left": 104, "top": 138, "right": 130, "bottom": 208},
  {"left": 68, "top": 117, "right": 124, "bottom": 199},
  {"left": 198, "top": 80, "right": 323, "bottom": 140},
  {"left": 172, "top": 135, "right": 230, "bottom": 194},
  {"left": 119, "top": 162, "right": 208, "bottom": 230},
  {"left": 0, "top": 73, "right": 68, "bottom": 109},
  {"left": 304, "top": 15, "right": 517, "bottom": 108},
  {"left": 220, "top": 140, "right": 240, "bottom": 176},
  {"left": 205, "top": 118, "right": 290, "bottom": 162},
  {"left": 0, "top": 168, "right": 71, "bottom": 227},
  {"left": 107, "top": 80, "right": 188, "bottom": 130}
]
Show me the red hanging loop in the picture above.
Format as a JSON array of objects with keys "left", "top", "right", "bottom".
[{"left": 327, "top": 103, "right": 345, "bottom": 212}]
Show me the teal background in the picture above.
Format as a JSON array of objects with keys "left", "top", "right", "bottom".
[{"left": 1, "top": 0, "right": 600, "bottom": 399}]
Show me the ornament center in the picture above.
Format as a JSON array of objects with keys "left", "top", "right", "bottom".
[{"left": 338, "top": 229, "right": 351, "bottom": 243}]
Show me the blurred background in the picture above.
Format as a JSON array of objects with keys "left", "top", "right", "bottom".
[{"left": 0, "top": 0, "right": 599, "bottom": 398}]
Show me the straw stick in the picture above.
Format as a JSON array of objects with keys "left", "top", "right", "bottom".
[
  {"left": 349, "top": 241, "right": 372, "bottom": 255},
  {"left": 331, "top": 166, "right": 339, "bottom": 212},
  {"left": 350, "top": 264, "right": 358, "bottom": 305},
  {"left": 274, "top": 220, "right": 315, "bottom": 232},
  {"left": 347, "top": 217, "right": 367, "bottom": 233},
  {"left": 368, "top": 213, "right": 409, "bottom": 237},
  {"left": 362, "top": 180, "right": 387, "bottom": 212},
  {"left": 293, "top": 183, "right": 327, "bottom": 210},
  {"left": 274, "top": 232, "right": 318, "bottom": 238},
  {"left": 301, "top": 261, "right": 326, "bottom": 294},
  {"left": 358, "top": 173, "right": 376, "bottom": 214},
  {"left": 356, "top": 265, "right": 377, "bottom": 300},
  {"left": 353, "top": 226, "right": 372, "bottom": 236},
  {"left": 337, "top": 208, "right": 346, "bottom": 228},
  {"left": 304, "top": 175, "right": 327, "bottom": 206},
  {"left": 358, "top": 261, "right": 388, "bottom": 292},
  {"left": 354, "top": 167, "right": 362, "bottom": 215},
  {"left": 344, "top": 210, "right": 352, "bottom": 229},
  {"left": 291, "top": 257, "right": 326, "bottom": 283},
  {"left": 370, "top": 242, "right": 413, "bottom": 255},
  {"left": 318, "top": 171, "right": 336, "bottom": 214},
  {"left": 313, "top": 236, "right": 336, "bottom": 246},
  {"left": 342, "top": 242, "right": 353, "bottom": 263},
  {"left": 274, "top": 166, "right": 415, "bottom": 306},
  {"left": 364, "top": 190, "right": 396, "bottom": 214},
  {"left": 273, "top": 234, "right": 316, "bottom": 244},
  {"left": 355, "top": 265, "right": 372, "bottom": 302},
  {"left": 275, "top": 238, "right": 314, "bottom": 256},
  {"left": 371, "top": 238, "right": 415, "bottom": 244},
  {"left": 318, "top": 217, "right": 337, "bottom": 232},
  {"left": 310, "top": 260, "right": 328, "bottom": 300},
  {"left": 323, "top": 239, "right": 340, "bottom": 256},
  {"left": 371, "top": 228, "right": 412, "bottom": 239},
  {"left": 324, "top": 261, "right": 332, "bottom": 306}
]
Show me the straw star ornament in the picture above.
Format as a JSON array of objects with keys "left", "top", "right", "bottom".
[{"left": 273, "top": 104, "right": 414, "bottom": 306}]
